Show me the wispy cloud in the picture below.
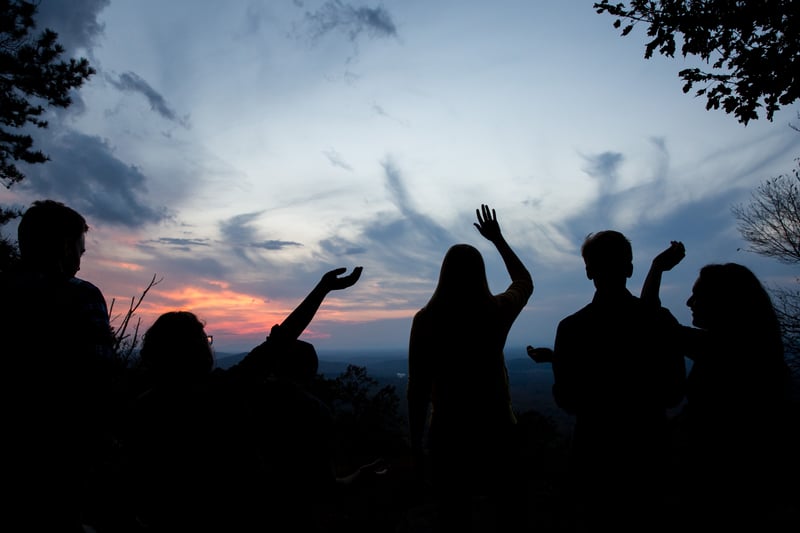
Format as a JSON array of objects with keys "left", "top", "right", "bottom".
[
  {"left": 34, "top": 0, "right": 110, "bottom": 57},
  {"left": 253, "top": 240, "right": 304, "bottom": 250},
  {"left": 582, "top": 151, "right": 624, "bottom": 194},
  {"left": 219, "top": 212, "right": 265, "bottom": 246},
  {"left": 302, "top": 1, "right": 398, "bottom": 42},
  {"left": 108, "top": 71, "right": 190, "bottom": 127},
  {"left": 219, "top": 212, "right": 303, "bottom": 258},
  {"left": 372, "top": 102, "right": 409, "bottom": 126},
  {"left": 323, "top": 148, "right": 354, "bottom": 171},
  {"left": 148, "top": 237, "right": 212, "bottom": 249}
]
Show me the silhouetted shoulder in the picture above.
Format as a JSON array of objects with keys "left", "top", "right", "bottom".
[{"left": 557, "top": 302, "right": 595, "bottom": 326}]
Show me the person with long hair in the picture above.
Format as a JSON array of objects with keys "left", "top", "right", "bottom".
[
  {"left": 407, "top": 204, "right": 533, "bottom": 532},
  {"left": 643, "top": 244, "right": 794, "bottom": 530}
]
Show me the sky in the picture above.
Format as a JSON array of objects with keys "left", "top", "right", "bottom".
[{"left": 3, "top": 0, "right": 800, "bottom": 355}]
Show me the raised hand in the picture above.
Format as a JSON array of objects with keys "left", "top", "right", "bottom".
[
  {"left": 320, "top": 266, "right": 363, "bottom": 292},
  {"left": 474, "top": 204, "right": 503, "bottom": 243},
  {"left": 652, "top": 241, "right": 685, "bottom": 273}
]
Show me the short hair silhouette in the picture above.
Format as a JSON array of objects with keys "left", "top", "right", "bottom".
[
  {"left": 581, "top": 230, "right": 633, "bottom": 282},
  {"left": 272, "top": 339, "right": 319, "bottom": 384},
  {"left": 17, "top": 199, "right": 88, "bottom": 268}
]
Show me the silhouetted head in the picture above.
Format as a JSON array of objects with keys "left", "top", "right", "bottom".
[
  {"left": 581, "top": 230, "right": 633, "bottom": 290},
  {"left": 18, "top": 199, "right": 89, "bottom": 277},
  {"left": 687, "top": 263, "right": 779, "bottom": 334},
  {"left": 277, "top": 339, "right": 319, "bottom": 385},
  {"left": 140, "top": 311, "right": 214, "bottom": 382},
  {"left": 428, "top": 244, "right": 492, "bottom": 309}
]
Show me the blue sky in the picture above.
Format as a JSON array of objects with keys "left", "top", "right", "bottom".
[{"left": 3, "top": 0, "right": 800, "bottom": 354}]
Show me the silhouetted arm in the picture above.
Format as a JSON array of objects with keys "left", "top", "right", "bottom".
[
  {"left": 551, "top": 320, "right": 577, "bottom": 414},
  {"left": 474, "top": 204, "right": 533, "bottom": 290},
  {"left": 269, "top": 266, "right": 363, "bottom": 343},
  {"left": 641, "top": 241, "right": 685, "bottom": 306},
  {"left": 235, "top": 267, "right": 362, "bottom": 377}
]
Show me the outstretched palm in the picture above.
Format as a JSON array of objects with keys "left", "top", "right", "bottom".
[{"left": 321, "top": 266, "right": 363, "bottom": 291}]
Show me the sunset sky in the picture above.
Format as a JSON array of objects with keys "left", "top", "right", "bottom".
[{"left": 3, "top": 0, "right": 800, "bottom": 355}]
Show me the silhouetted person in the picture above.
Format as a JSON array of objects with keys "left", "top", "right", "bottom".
[
  {"left": 551, "top": 230, "right": 685, "bottom": 533},
  {"left": 241, "top": 266, "right": 388, "bottom": 531},
  {"left": 127, "top": 310, "right": 263, "bottom": 532},
  {"left": 407, "top": 204, "right": 533, "bottom": 532},
  {"left": 643, "top": 245, "right": 794, "bottom": 531},
  {"left": 127, "top": 267, "right": 383, "bottom": 532},
  {"left": 0, "top": 199, "right": 120, "bottom": 532}
]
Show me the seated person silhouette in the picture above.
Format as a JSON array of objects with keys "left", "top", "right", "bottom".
[{"left": 127, "top": 267, "right": 383, "bottom": 532}]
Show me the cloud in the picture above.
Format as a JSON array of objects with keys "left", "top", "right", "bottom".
[
  {"left": 582, "top": 151, "right": 624, "bottom": 193},
  {"left": 253, "top": 240, "right": 304, "bottom": 251},
  {"left": 302, "top": 1, "right": 398, "bottom": 42},
  {"left": 380, "top": 158, "right": 452, "bottom": 247},
  {"left": 219, "top": 212, "right": 265, "bottom": 245},
  {"left": 323, "top": 148, "right": 354, "bottom": 171},
  {"left": 311, "top": 158, "right": 459, "bottom": 306},
  {"left": 33, "top": 0, "right": 110, "bottom": 57},
  {"left": 30, "top": 0, "right": 109, "bottom": 117},
  {"left": 219, "top": 212, "right": 303, "bottom": 254},
  {"left": 19, "top": 129, "right": 170, "bottom": 228},
  {"left": 147, "top": 237, "right": 212, "bottom": 250},
  {"left": 319, "top": 236, "right": 367, "bottom": 256},
  {"left": 372, "top": 102, "right": 409, "bottom": 126},
  {"left": 108, "top": 71, "right": 190, "bottom": 127}
]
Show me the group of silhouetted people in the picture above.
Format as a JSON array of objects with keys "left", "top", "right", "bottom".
[{"left": 1, "top": 199, "right": 797, "bottom": 532}]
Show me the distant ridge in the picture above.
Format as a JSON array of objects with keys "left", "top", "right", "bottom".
[{"left": 214, "top": 346, "right": 571, "bottom": 431}]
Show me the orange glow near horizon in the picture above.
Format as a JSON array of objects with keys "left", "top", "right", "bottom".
[{"left": 111, "top": 280, "right": 416, "bottom": 347}]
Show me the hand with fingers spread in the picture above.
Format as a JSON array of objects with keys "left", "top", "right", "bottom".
[{"left": 474, "top": 204, "right": 503, "bottom": 243}]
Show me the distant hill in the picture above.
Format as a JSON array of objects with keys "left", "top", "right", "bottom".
[{"left": 215, "top": 346, "right": 573, "bottom": 433}]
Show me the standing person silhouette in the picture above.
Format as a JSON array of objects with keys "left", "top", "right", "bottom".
[
  {"left": 0, "top": 199, "right": 120, "bottom": 532},
  {"left": 407, "top": 204, "right": 533, "bottom": 532},
  {"left": 643, "top": 244, "right": 794, "bottom": 531},
  {"left": 550, "top": 230, "right": 685, "bottom": 533}
]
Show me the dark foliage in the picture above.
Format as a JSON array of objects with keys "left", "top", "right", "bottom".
[
  {"left": 732, "top": 158, "right": 800, "bottom": 377},
  {"left": 1, "top": 0, "right": 95, "bottom": 188},
  {"left": 595, "top": 0, "right": 799, "bottom": 124},
  {"left": 312, "top": 364, "right": 408, "bottom": 471},
  {"left": 0, "top": 206, "right": 21, "bottom": 273}
]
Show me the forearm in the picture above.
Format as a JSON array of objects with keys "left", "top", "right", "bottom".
[
  {"left": 493, "top": 235, "right": 531, "bottom": 284},
  {"left": 274, "top": 282, "right": 329, "bottom": 341},
  {"left": 641, "top": 263, "right": 664, "bottom": 306}
]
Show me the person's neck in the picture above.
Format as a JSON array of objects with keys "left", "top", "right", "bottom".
[{"left": 593, "top": 285, "right": 630, "bottom": 302}]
